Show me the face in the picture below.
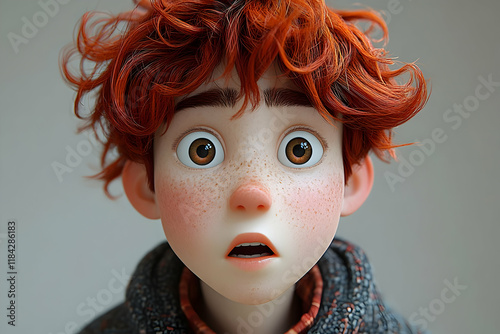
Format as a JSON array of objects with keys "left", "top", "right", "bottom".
[{"left": 153, "top": 64, "right": 344, "bottom": 304}]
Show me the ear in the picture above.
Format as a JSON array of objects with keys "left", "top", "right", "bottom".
[
  {"left": 341, "top": 156, "right": 374, "bottom": 217},
  {"left": 122, "top": 160, "right": 160, "bottom": 219}
]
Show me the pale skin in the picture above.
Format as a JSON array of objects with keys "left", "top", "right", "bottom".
[{"left": 122, "top": 64, "right": 374, "bottom": 334}]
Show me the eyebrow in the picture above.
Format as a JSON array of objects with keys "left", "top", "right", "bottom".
[{"left": 174, "top": 87, "right": 313, "bottom": 113}]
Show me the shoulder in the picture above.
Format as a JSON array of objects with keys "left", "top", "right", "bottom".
[
  {"left": 313, "top": 238, "right": 424, "bottom": 333},
  {"left": 78, "top": 241, "right": 179, "bottom": 334}
]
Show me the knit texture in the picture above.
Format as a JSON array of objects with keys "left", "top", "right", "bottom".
[{"left": 78, "top": 238, "right": 423, "bottom": 334}]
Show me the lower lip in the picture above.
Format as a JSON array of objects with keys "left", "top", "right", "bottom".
[{"left": 226, "top": 255, "right": 277, "bottom": 271}]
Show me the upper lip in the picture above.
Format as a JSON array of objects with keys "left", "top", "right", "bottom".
[{"left": 226, "top": 233, "right": 279, "bottom": 258}]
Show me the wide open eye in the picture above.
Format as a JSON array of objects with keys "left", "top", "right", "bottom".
[
  {"left": 278, "top": 130, "right": 323, "bottom": 168},
  {"left": 176, "top": 131, "right": 224, "bottom": 168}
]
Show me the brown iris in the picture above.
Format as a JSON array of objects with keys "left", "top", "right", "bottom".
[
  {"left": 286, "top": 137, "right": 312, "bottom": 164},
  {"left": 189, "top": 138, "right": 215, "bottom": 165}
]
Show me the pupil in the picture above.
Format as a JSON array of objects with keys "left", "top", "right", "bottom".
[
  {"left": 293, "top": 144, "right": 304, "bottom": 157},
  {"left": 293, "top": 142, "right": 308, "bottom": 157},
  {"left": 197, "top": 143, "right": 211, "bottom": 158}
]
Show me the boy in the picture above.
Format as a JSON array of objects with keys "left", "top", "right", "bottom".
[{"left": 61, "top": 0, "right": 428, "bottom": 332}]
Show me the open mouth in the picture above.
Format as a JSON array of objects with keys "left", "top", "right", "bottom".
[
  {"left": 228, "top": 242, "right": 275, "bottom": 258},
  {"left": 226, "top": 233, "right": 278, "bottom": 260}
]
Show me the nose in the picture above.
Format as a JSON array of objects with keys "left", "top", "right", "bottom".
[{"left": 229, "top": 183, "right": 272, "bottom": 213}]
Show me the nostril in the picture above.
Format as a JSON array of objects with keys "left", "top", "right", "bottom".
[{"left": 229, "top": 183, "right": 272, "bottom": 213}]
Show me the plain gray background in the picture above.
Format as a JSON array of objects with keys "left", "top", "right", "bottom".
[{"left": 0, "top": 0, "right": 499, "bottom": 333}]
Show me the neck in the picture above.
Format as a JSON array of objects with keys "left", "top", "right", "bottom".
[{"left": 199, "top": 282, "right": 300, "bottom": 334}]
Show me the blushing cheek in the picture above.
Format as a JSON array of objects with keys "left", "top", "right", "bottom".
[
  {"left": 285, "top": 175, "right": 343, "bottom": 250},
  {"left": 155, "top": 176, "right": 220, "bottom": 246}
]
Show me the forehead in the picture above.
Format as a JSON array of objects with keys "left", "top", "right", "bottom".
[{"left": 177, "top": 62, "right": 301, "bottom": 102}]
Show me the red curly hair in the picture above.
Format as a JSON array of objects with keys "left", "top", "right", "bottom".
[{"left": 60, "top": 0, "right": 427, "bottom": 196}]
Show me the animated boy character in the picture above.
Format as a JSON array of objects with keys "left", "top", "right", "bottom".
[{"left": 61, "top": 0, "right": 428, "bottom": 333}]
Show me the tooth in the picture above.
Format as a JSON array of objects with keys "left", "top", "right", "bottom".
[{"left": 236, "top": 242, "right": 264, "bottom": 247}]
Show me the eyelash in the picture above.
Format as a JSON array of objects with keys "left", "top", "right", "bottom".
[
  {"left": 281, "top": 126, "right": 329, "bottom": 151},
  {"left": 171, "top": 127, "right": 221, "bottom": 151}
]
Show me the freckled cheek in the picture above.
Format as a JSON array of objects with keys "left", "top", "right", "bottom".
[
  {"left": 282, "top": 176, "right": 344, "bottom": 246},
  {"left": 154, "top": 176, "right": 223, "bottom": 245}
]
